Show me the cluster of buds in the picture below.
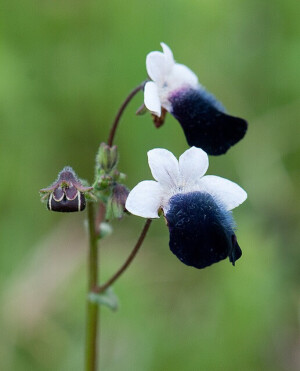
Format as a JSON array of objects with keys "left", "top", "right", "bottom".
[
  {"left": 94, "top": 143, "right": 129, "bottom": 220},
  {"left": 96, "top": 143, "right": 118, "bottom": 175},
  {"left": 40, "top": 167, "right": 93, "bottom": 212},
  {"left": 94, "top": 143, "right": 122, "bottom": 191}
]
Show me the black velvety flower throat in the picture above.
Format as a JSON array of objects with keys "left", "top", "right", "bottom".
[
  {"left": 125, "top": 147, "right": 247, "bottom": 269},
  {"left": 166, "top": 192, "right": 241, "bottom": 268},
  {"left": 143, "top": 43, "right": 248, "bottom": 155}
]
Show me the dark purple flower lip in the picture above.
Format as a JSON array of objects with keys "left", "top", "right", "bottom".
[
  {"left": 48, "top": 191, "right": 86, "bottom": 212},
  {"left": 169, "top": 87, "right": 248, "bottom": 156},
  {"left": 165, "top": 191, "right": 242, "bottom": 269},
  {"left": 40, "top": 167, "right": 93, "bottom": 212}
]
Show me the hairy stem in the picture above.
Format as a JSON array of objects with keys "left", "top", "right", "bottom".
[
  {"left": 85, "top": 203, "right": 100, "bottom": 371},
  {"left": 107, "top": 81, "right": 147, "bottom": 146},
  {"left": 94, "top": 219, "right": 152, "bottom": 294}
]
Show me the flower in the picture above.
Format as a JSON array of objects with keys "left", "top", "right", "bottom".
[
  {"left": 144, "top": 43, "right": 248, "bottom": 155},
  {"left": 125, "top": 147, "right": 247, "bottom": 269},
  {"left": 40, "top": 166, "right": 93, "bottom": 212}
]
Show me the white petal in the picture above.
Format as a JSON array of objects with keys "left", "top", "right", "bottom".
[
  {"left": 147, "top": 148, "right": 180, "bottom": 187},
  {"left": 199, "top": 175, "right": 247, "bottom": 211},
  {"left": 144, "top": 82, "right": 161, "bottom": 117},
  {"left": 170, "top": 63, "right": 199, "bottom": 89},
  {"left": 125, "top": 180, "right": 163, "bottom": 218},
  {"left": 146, "top": 51, "right": 166, "bottom": 82},
  {"left": 146, "top": 44, "right": 174, "bottom": 83},
  {"left": 160, "top": 42, "right": 175, "bottom": 66},
  {"left": 179, "top": 147, "right": 209, "bottom": 183}
]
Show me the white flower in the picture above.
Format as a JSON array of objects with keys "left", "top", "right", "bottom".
[
  {"left": 125, "top": 147, "right": 247, "bottom": 219},
  {"left": 144, "top": 43, "right": 199, "bottom": 117},
  {"left": 143, "top": 43, "right": 248, "bottom": 156},
  {"left": 126, "top": 147, "right": 247, "bottom": 269}
]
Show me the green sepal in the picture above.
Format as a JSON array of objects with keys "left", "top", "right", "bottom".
[
  {"left": 136, "top": 103, "right": 147, "bottom": 115},
  {"left": 106, "top": 196, "right": 124, "bottom": 220},
  {"left": 158, "top": 208, "right": 164, "bottom": 217}
]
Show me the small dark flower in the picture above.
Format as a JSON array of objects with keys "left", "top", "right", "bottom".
[
  {"left": 125, "top": 147, "right": 247, "bottom": 269},
  {"left": 40, "top": 167, "right": 93, "bottom": 212},
  {"left": 143, "top": 43, "right": 248, "bottom": 155}
]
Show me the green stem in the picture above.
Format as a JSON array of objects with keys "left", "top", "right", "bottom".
[
  {"left": 84, "top": 81, "right": 148, "bottom": 369},
  {"left": 85, "top": 202, "right": 99, "bottom": 371}
]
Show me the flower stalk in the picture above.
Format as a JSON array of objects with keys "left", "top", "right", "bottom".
[
  {"left": 93, "top": 218, "right": 152, "bottom": 294},
  {"left": 85, "top": 202, "right": 100, "bottom": 371},
  {"left": 84, "top": 82, "right": 151, "bottom": 370},
  {"left": 107, "top": 81, "right": 147, "bottom": 146}
]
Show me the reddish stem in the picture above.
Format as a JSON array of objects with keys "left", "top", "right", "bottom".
[
  {"left": 107, "top": 81, "right": 146, "bottom": 146},
  {"left": 93, "top": 219, "right": 152, "bottom": 293}
]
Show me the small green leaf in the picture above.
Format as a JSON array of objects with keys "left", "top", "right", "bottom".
[{"left": 88, "top": 287, "right": 119, "bottom": 311}]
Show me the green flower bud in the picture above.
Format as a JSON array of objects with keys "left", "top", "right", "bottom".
[
  {"left": 106, "top": 184, "right": 130, "bottom": 220},
  {"left": 96, "top": 143, "right": 119, "bottom": 173}
]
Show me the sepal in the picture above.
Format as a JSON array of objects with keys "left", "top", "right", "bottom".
[
  {"left": 136, "top": 103, "right": 147, "bottom": 115},
  {"left": 151, "top": 108, "right": 167, "bottom": 128}
]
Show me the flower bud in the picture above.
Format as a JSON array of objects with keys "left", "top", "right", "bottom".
[
  {"left": 106, "top": 184, "right": 130, "bottom": 220},
  {"left": 40, "top": 166, "right": 93, "bottom": 212},
  {"left": 96, "top": 143, "right": 118, "bottom": 173}
]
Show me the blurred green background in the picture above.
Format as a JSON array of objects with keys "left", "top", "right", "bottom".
[{"left": 1, "top": 0, "right": 299, "bottom": 370}]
